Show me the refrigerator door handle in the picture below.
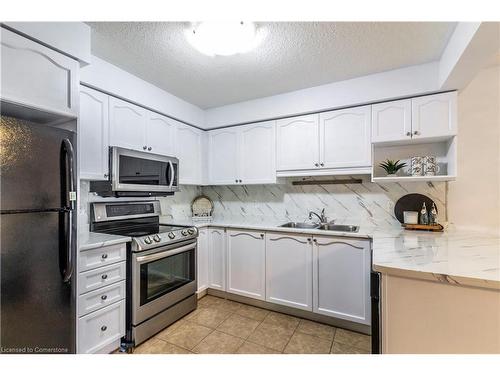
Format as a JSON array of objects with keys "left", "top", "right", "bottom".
[
  {"left": 61, "top": 139, "right": 76, "bottom": 210},
  {"left": 60, "top": 139, "right": 76, "bottom": 283}
]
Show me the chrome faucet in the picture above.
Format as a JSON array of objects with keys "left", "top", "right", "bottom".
[{"left": 308, "top": 209, "right": 328, "bottom": 224}]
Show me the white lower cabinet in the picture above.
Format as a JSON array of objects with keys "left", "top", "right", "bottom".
[
  {"left": 197, "top": 228, "right": 209, "bottom": 292},
  {"left": 227, "top": 230, "right": 266, "bottom": 300},
  {"left": 208, "top": 228, "right": 226, "bottom": 291},
  {"left": 78, "top": 300, "right": 125, "bottom": 354},
  {"left": 312, "top": 237, "right": 371, "bottom": 325},
  {"left": 78, "top": 243, "right": 127, "bottom": 353},
  {"left": 265, "top": 233, "right": 313, "bottom": 311}
]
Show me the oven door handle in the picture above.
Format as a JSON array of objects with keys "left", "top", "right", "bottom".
[{"left": 135, "top": 242, "right": 196, "bottom": 264}]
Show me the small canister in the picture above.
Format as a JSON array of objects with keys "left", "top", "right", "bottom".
[
  {"left": 403, "top": 211, "right": 419, "bottom": 224},
  {"left": 410, "top": 156, "right": 423, "bottom": 176}
]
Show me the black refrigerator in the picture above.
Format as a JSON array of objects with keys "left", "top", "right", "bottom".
[{"left": 0, "top": 105, "right": 77, "bottom": 354}]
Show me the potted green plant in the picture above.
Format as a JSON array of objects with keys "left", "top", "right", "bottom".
[{"left": 379, "top": 159, "right": 407, "bottom": 177}]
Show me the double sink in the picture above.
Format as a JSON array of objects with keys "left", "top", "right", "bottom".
[{"left": 279, "top": 222, "right": 359, "bottom": 233}]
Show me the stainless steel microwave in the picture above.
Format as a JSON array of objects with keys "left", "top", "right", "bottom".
[{"left": 90, "top": 146, "right": 179, "bottom": 197}]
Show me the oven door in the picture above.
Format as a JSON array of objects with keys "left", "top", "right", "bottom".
[
  {"left": 112, "top": 146, "right": 179, "bottom": 193},
  {"left": 132, "top": 240, "right": 196, "bottom": 325}
]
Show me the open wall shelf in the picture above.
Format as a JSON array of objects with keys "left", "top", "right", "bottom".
[{"left": 371, "top": 137, "right": 457, "bottom": 183}]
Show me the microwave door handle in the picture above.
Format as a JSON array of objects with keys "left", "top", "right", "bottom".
[
  {"left": 168, "top": 160, "right": 174, "bottom": 189},
  {"left": 136, "top": 243, "right": 196, "bottom": 264}
]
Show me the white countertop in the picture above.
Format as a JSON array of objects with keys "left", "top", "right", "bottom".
[
  {"left": 161, "top": 217, "right": 500, "bottom": 290},
  {"left": 79, "top": 231, "right": 131, "bottom": 251}
]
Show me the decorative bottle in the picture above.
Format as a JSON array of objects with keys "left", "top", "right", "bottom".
[
  {"left": 419, "top": 202, "right": 429, "bottom": 225},
  {"left": 429, "top": 203, "right": 438, "bottom": 225}
]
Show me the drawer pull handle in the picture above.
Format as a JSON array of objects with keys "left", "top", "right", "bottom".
[
  {"left": 101, "top": 274, "right": 108, "bottom": 280},
  {"left": 101, "top": 325, "right": 107, "bottom": 332},
  {"left": 101, "top": 295, "right": 107, "bottom": 301},
  {"left": 101, "top": 254, "right": 108, "bottom": 260}
]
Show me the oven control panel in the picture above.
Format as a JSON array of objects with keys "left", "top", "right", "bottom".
[{"left": 133, "top": 227, "right": 198, "bottom": 251}]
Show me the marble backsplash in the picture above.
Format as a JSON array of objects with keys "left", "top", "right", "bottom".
[
  {"left": 201, "top": 177, "right": 447, "bottom": 228},
  {"left": 79, "top": 176, "right": 446, "bottom": 231}
]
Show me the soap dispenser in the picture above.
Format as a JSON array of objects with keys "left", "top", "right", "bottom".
[
  {"left": 429, "top": 203, "right": 438, "bottom": 225},
  {"left": 419, "top": 202, "right": 429, "bottom": 225}
]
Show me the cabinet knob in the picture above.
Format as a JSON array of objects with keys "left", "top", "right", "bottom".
[
  {"left": 406, "top": 132, "right": 412, "bottom": 136},
  {"left": 235, "top": 179, "right": 238, "bottom": 183},
  {"left": 101, "top": 274, "right": 108, "bottom": 280},
  {"left": 314, "top": 163, "right": 319, "bottom": 167},
  {"left": 143, "top": 146, "right": 147, "bottom": 150},
  {"left": 101, "top": 325, "right": 107, "bottom": 332},
  {"left": 101, "top": 254, "right": 108, "bottom": 260},
  {"left": 148, "top": 147, "right": 152, "bottom": 151},
  {"left": 239, "top": 179, "right": 242, "bottom": 183},
  {"left": 101, "top": 295, "right": 107, "bottom": 301},
  {"left": 313, "top": 238, "right": 317, "bottom": 243},
  {"left": 320, "top": 162, "right": 324, "bottom": 167},
  {"left": 260, "top": 233, "right": 264, "bottom": 239},
  {"left": 413, "top": 131, "right": 420, "bottom": 136},
  {"left": 307, "top": 238, "right": 311, "bottom": 242},
  {"left": 104, "top": 173, "right": 108, "bottom": 178}
]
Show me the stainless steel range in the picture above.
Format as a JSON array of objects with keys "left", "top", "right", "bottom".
[{"left": 90, "top": 201, "right": 198, "bottom": 348}]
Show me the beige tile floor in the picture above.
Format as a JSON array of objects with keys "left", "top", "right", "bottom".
[{"left": 133, "top": 295, "right": 371, "bottom": 354}]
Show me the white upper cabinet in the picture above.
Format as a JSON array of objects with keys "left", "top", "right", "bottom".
[
  {"left": 79, "top": 86, "right": 109, "bottom": 180},
  {"left": 412, "top": 91, "right": 457, "bottom": 139},
  {"left": 372, "top": 99, "right": 412, "bottom": 143},
  {"left": 176, "top": 123, "right": 204, "bottom": 185},
  {"left": 1, "top": 28, "right": 79, "bottom": 116},
  {"left": 320, "top": 105, "right": 371, "bottom": 168},
  {"left": 208, "top": 228, "right": 226, "bottom": 291},
  {"left": 208, "top": 128, "right": 239, "bottom": 185},
  {"left": 238, "top": 121, "right": 276, "bottom": 184},
  {"left": 145, "top": 112, "right": 177, "bottom": 155},
  {"left": 109, "top": 97, "right": 147, "bottom": 152},
  {"left": 227, "top": 230, "right": 266, "bottom": 300},
  {"left": 372, "top": 92, "right": 457, "bottom": 144},
  {"left": 276, "top": 114, "right": 320, "bottom": 171},
  {"left": 208, "top": 121, "right": 276, "bottom": 185},
  {"left": 313, "top": 237, "right": 371, "bottom": 325},
  {"left": 265, "top": 233, "right": 313, "bottom": 311}
]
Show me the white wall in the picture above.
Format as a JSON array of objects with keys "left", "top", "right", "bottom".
[
  {"left": 447, "top": 65, "right": 500, "bottom": 235},
  {"left": 204, "top": 62, "right": 440, "bottom": 128},
  {"left": 80, "top": 55, "right": 205, "bottom": 128}
]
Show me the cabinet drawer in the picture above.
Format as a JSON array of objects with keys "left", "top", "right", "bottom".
[
  {"left": 78, "top": 300, "right": 125, "bottom": 354},
  {"left": 78, "top": 281, "right": 126, "bottom": 317},
  {"left": 79, "top": 243, "right": 126, "bottom": 272},
  {"left": 78, "top": 262, "right": 126, "bottom": 295}
]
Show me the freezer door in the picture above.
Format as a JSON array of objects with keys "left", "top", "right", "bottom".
[
  {"left": 0, "top": 115, "right": 76, "bottom": 211},
  {"left": 0, "top": 211, "right": 76, "bottom": 353}
]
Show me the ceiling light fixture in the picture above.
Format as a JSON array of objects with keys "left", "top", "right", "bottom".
[{"left": 185, "top": 21, "right": 264, "bottom": 57}]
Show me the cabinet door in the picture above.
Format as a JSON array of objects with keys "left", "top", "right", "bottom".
[
  {"left": 197, "top": 228, "right": 209, "bottom": 292},
  {"left": 227, "top": 230, "right": 266, "bottom": 300},
  {"left": 313, "top": 237, "right": 371, "bottom": 325},
  {"left": 176, "top": 124, "right": 203, "bottom": 185},
  {"left": 79, "top": 86, "right": 109, "bottom": 180},
  {"left": 265, "top": 233, "right": 313, "bottom": 311},
  {"left": 109, "top": 97, "right": 147, "bottom": 151},
  {"left": 239, "top": 121, "right": 276, "bottom": 184},
  {"left": 371, "top": 99, "right": 412, "bottom": 143},
  {"left": 1, "top": 28, "right": 79, "bottom": 116},
  {"left": 412, "top": 92, "right": 457, "bottom": 139},
  {"left": 208, "top": 128, "right": 239, "bottom": 185},
  {"left": 276, "top": 114, "right": 320, "bottom": 171},
  {"left": 320, "top": 106, "right": 371, "bottom": 168},
  {"left": 145, "top": 112, "right": 177, "bottom": 155},
  {"left": 208, "top": 228, "right": 226, "bottom": 291}
]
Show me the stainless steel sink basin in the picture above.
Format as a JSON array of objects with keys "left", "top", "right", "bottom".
[
  {"left": 279, "top": 222, "right": 320, "bottom": 229},
  {"left": 318, "top": 224, "right": 359, "bottom": 232}
]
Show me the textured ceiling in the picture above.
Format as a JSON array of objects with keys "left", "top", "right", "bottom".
[{"left": 88, "top": 22, "right": 456, "bottom": 109}]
